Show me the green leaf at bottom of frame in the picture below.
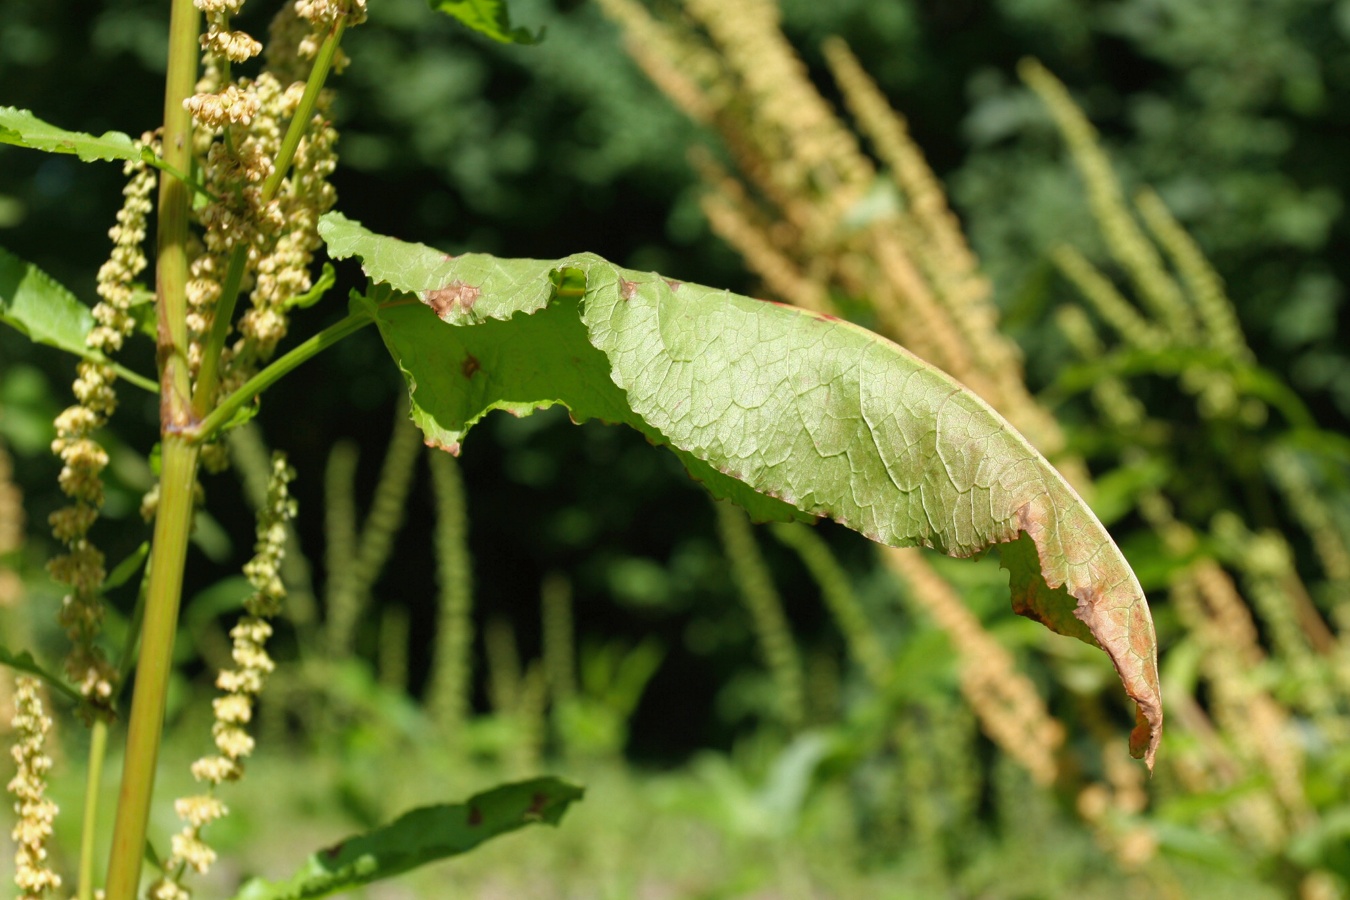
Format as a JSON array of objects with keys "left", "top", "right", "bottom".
[{"left": 231, "top": 777, "right": 584, "bottom": 900}]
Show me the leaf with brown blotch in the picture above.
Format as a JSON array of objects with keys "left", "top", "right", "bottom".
[{"left": 321, "top": 211, "right": 1163, "bottom": 769}]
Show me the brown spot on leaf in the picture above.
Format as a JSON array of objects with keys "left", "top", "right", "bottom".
[
  {"left": 664, "top": 279, "right": 682, "bottom": 291},
  {"left": 468, "top": 805, "right": 483, "bottom": 827},
  {"left": 524, "top": 791, "right": 548, "bottom": 821},
  {"left": 620, "top": 279, "right": 639, "bottom": 301},
  {"left": 321, "top": 841, "right": 345, "bottom": 861},
  {"left": 462, "top": 354, "right": 480, "bottom": 379},
  {"left": 423, "top": 280, "right": 481, "bottom": 320}
]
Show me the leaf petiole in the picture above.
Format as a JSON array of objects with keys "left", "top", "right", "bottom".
[
  {"left": 192, "top": 309, "right": 374, "bottom": 444},
  {"left": 139, "top": 149, "right": 218, "bottom": 204}
]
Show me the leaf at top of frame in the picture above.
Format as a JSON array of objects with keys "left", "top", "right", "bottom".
[
  {"left": 0, "top": 107, "right": 140, "bottom": 163},
  {"left": 427, "top": 0, "right": 543, "bottom": 44},
  {"left": 319, "top": 211, "right": 1163, "bottom": 770}
]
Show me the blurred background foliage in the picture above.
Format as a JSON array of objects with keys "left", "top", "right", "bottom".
[{"left": 3, "top": 0, "right": 1350, "bottom": 897}]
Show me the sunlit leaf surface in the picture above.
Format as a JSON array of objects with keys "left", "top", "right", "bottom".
[
  {"left": 0, "top": 107, "right": 140, "bottom": 162},
  {"left": 321, "top": 211, "right": 1163, "bottom": 768}
]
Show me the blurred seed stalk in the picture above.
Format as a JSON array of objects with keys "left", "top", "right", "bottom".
[{"left": 600, "top": 0, "right": 1350, "bottom": 893}]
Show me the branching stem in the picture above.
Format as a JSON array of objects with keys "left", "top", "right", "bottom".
[{"left": 194, "top": 310, "right": 373, "bottom": 443}]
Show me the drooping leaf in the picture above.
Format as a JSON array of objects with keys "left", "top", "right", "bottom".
[
  {"left": 0, "top": 646, "right": 81, "bottom": 704},
  {"left": 0, "top": 107, "right": 140, "bottom": 163},
  {"left": 319, "top": 212, "right": 1163, "bottom": 768},
  {"left": 426, "top": 0, "right": 542, "bottom": 44},
  {"left": 231, "top": 777, "right": 584, "bottom": 900},
  {"left": 0, "top": 246, "right": 158, "bottom": 392}
]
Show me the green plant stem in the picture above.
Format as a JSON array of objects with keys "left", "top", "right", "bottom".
[
  {"left": 191, "top": 247, "right": 248, "bottom": 418},
  {"left": 326, "top": 398, "right": 420, "bottom": 654},
  {"left": 263, "top": 19, "right": 347, "bottom": 202},
  {"left": 714, "top": 501, "right": 805, "bottom": 729},
  {"left": 104, "top": 0, "right": 200, "bottom": 893},
  {"left": 77, "top": 718, "right": 110, "bottom": 900},
  {"left": 191, "top": 18, "right": 349, "bottom": 418},
  {"left": 106, "top": 439, "right": 201, "bottom": 900},
  {"left": 102, "top": 358, "right": 158, "bottom": 394},
  {"left": 194, "top": 310, "right": 373, "bottom": 443},
  {"left": 115, "top": 568, "right": 151, "bottom": 704},
  {"left": 770, "top": 523, "right": 890, "bottom": 690},
  {"left": 427, "top": 450, "right": 474, "bottom": 733}
]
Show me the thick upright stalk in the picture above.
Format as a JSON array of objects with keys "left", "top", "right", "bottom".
[
  {"left": 107, "top": 440, "right": 200, "bottom": 899},
  {"left": 104, "top": 0, "right": 201, "bottom": 895}
]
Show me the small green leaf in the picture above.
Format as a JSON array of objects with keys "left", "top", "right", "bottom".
[
  {"left": 427, "top": 0, "right": 543, "bottom": 44},
  {"left": 284, "top": 262, "right": 337, "bottom": 311},
  {"left": 231, "top": 777, "right": 584, "bottom": 900},
  {"left": 0, "top": 246, "right": 158, "bottom": 392},
  {"left": 0, "top": 646, "right": 81, "bottom": 704},
  {"left": 321, "top": 211, "right": 1165, "bottom": 768},
  {"left": 0, "top": 107, "right": 140, "bottom": 163},
  {"left": 104, "top": 542, "right": 150, "bottom": 593},
  {"left": 143, "top": 840, "right": 165, "bottom": 873}
]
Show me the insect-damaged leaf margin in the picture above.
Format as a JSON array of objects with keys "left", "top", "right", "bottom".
[{"left": 319, "top": 211, "right": 1162, "bottom": 768}]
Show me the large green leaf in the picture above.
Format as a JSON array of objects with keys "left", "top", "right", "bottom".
[
  {"left": 426, "top": 0, "right": 542, "bottom": 44},
  {"left": 0, "top": 107, "right": 140, "bottom": 163},
  {"left": 231, "top": 777, "right": 583, "bottom": 900},
  {"left": 320, "top": 211, "right": 1163, "bottom": 768},
  {"left": 0, "top": 246, "right": 157, "bottom": 392}
]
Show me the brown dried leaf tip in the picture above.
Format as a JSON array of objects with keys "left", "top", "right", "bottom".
[
  {"left": 423, "top": 280, "right": 481, "bottom": 320},
  {"left": 424, "top": 437, "right": 463, "bottom": 457}
]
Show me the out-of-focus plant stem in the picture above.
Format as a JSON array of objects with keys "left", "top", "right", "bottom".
[{"left": 76, "top": 719, "right": 108, "bottom": 900}]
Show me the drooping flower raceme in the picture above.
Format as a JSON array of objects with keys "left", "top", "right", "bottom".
[
  {"left": 8, "top": 677, "right": 60, "bottom": 900},
  {"left": 48, "top": 140, "right": 157, "bottom": 711}
]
